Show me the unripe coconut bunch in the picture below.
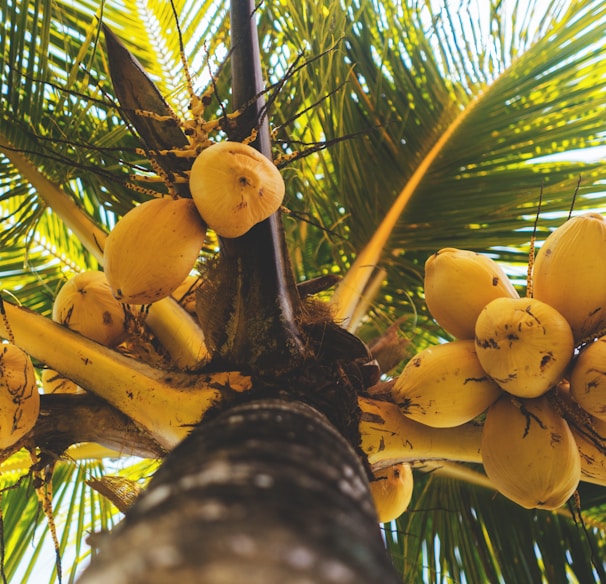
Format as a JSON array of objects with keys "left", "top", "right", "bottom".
[
  {"left": 393, "top": 247, "right": 574, "bottom": 427},
  {"left": 103, "top": 142, "right": 285, "bottom": 305}
]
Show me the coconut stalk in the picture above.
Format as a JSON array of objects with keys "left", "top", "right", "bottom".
[
  {"left": 358, "top": 397, "right": 483, "bottom": 469},
  {"left": 7, "top": 393, "right": 166, "bottom": 462}
]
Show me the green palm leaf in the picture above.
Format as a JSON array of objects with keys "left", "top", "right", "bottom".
[
  {"left": 319, "top": 0, "right": 606, "bottom": 329},
  {"left": 386, "top": 473, "right": 606, "bottom": 583},
  {"left": 1, "top": 450, "right": 157, "bottom": 583}
]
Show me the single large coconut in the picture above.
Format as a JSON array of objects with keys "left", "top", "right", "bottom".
[
  {"left": 0, "top": 344, "right": 39, "bottom": 449},
  {"left": 392, "top": 339, "right": 502, "bottom": 428},
  {"left": 481, "top": 395, "right": 581, "bottom": 510},
  {"left": 189, "top": 141, "right": 285, "bottom": 238},
  {"left": 424, "top": 248, "right": 519, "bottom": 339},
  {"left": 533, "top": 212, "right": 606, "bottom": 343},
  {"left": 475, "top": 297, "right": 574, "bottom": 398},
  {"left": 104, "top": 197, "right": 207, "bottom": 305},
  {"left": 52, "top": 271, "right": 127, "bottom": 346}
]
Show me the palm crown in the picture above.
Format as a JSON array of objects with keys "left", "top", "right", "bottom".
[{"left": 1, "top": 0, "right": 606, "bottom": 581}]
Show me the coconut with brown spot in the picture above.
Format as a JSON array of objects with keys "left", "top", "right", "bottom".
[
  {"left": 0, "top": 344, "right": 40, "bottom": 449},
  {"left": 569, "top": 336, "right": 606, "bottom": 422},
  {"left": 189, "top": 141, "right": 285, "bottom": 238},
  {"left": 481, "top": 395, "right": 581, "bottom": 509},
  {"left": 392, "top": 339, "right": 502, "bottom": 428},
  {"left": 533, "top": 212, "right": 606, "bottom": 343},
  {"left": 53, "top": 271, "right": 127, "bottom": 347},
  {"left": 369, "top": 463, "right": 414, "bottom": 523},
  {"left": 475, "top": 297, "right": 573, "bottom": 398},
  {"left": 424, "top": 248, "right": 519, "bottom": 339}
]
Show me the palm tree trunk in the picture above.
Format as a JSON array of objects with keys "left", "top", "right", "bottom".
[{"left": 78, "top": 398, "right": 399, "bottom": 583}]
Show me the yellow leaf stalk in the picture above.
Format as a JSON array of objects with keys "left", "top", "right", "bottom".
[
  {"left": 358, "top": 396, "right": 483, "bottom": 468},
  {"left": 0, "top": 300, "right": 250, "bottom": 450}
]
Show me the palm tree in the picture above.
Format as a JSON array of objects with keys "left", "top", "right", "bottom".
[{"left": 1, "top": 0, "right": 605, "bottom": 581}]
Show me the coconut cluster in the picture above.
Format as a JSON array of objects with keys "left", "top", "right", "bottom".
[
  {"left": 102, "top": 142, "right": 284, "bottom": 307},
  {"left": 392, "top": 212, "right": 606, "bottom": 510}
]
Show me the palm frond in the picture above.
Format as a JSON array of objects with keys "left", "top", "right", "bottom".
[
  {"left": 385, "top": 472, "right": 606, "bottom": 583},
  {"left": 227, "top": 0, "right": 606, "bottom": 338},
  {"left": 318, "top": 0, "right": 606, "bottom": 330},
  {"left": 1, "top": 454, "right": 157, "bottom": 583}
]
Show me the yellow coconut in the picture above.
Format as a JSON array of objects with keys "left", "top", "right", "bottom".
[
  {"left": 533, "top": 212, "right": 606, "bottom": 343},
  {"left": 52, "top": 271, "right": 127, "bottom": 347},
  {"left": 481, "top": 395, "right": 581, "bottom": 510},
  {"left": 189, "top": 141, "right": 285, "bottom": 238},
  {"left": 40, "top": 368, "right": 83, "bottom": 394},
  {"left": 369, "top": 463, "right": 414, "bottom": 523},
  {"left": 571, "top": 415, "right": 606, "bottom": 484},
  {"left": 104, "top": 197, "right": 207, "bottom": 305},
  {"left": 475, "top": 297, "right": 574, "bottom": 398},
  {"left": 0, "top": 344, "right": 40, "bottom": 449},
  {"left": 424, "top": 248, "right": 519, "bottom": 340},
  {"left": 569, "top": 336, "right": 606, "bottom": 422},
  {"left": 392, "top": 339, "right": 502, "bottom": 428}
]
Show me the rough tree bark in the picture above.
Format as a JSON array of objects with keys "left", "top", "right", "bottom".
[{"left": 78, "top": 399, "right": 399, "bottom": 583}]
